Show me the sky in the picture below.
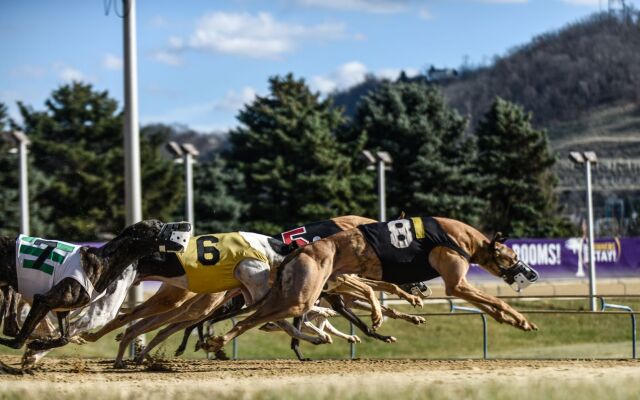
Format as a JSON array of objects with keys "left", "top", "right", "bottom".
[{"left": 1, "top": 0, "right": 637, "bottom": 133}]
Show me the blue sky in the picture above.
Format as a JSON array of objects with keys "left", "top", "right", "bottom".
[{"left": 1, "top": 0, "right": 636, "bottom": 132}]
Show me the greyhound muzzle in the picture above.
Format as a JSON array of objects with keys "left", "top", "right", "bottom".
[
  {"left": 158, "top": 222, "right": 192, "bottom": 253},
  {"left": 501, "top": 261, "right": 539, "bottom": 292}
]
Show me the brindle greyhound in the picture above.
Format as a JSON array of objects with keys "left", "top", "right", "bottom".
[
  {"left": 206, "top": 217, "right": 539, "bottom": 352},
  {"left": 0, "top": 219, "right": 189, "bottom": 355}
]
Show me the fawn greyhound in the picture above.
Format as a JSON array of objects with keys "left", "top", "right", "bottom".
[{"left": 206, "top": 216, "right": 539, "bottom": 352}]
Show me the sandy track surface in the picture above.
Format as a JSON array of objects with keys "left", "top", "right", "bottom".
[{"left": 1, "top": 358, "right": 639, "bottom": 399}]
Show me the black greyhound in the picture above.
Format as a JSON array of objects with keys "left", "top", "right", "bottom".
[{"left": 0, "top": 220, "right": 190, "bottom": 354}]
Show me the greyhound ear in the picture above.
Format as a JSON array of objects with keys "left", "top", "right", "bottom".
[
  {"left": 493, "top": 232, "right": 507, "bottom": 244},
  {"left": 398, "top": 211, "right": 406, "bottom": 219}
]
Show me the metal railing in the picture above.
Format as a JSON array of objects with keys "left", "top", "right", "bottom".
[{"left": 223, "top": 294, "right": 637, "bottom": 361}]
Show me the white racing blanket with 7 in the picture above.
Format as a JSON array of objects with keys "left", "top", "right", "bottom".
[{"left": 15, "top": 234, "right": 104, "bottom": 304}]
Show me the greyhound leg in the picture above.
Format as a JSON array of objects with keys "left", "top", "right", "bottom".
[
  {"left": 329, "top": 275, "right": 383, "bottom": 330},
  {"left": 27, "top": 311, "right": 71, "bottom": 351},
  {"left": 175, "top": 323, "right": 198, "bottom": 357},
  {"left": 2, "top": 287, "right": 20, "bottom": 337},
  {"left": 317, "top": 318, "right": 360, "bottom": 343},
  {"left": 445, "top": 279, "right": 536, "bottom": 331},
  {"left": 82, "top": 284, "right": 195, "bottom": 342},
  {"left": 289, "top": 316, "right": 308, "bottom": 361},
  {"left": 323, "top": 294, "right": 396, "bottom": 343},
  {"left": 356, "top": 277, "right": 423, "bottom": 307},
  {"left": 347, "top": 299, "right": 426, "bottom": 325},
  {"left": 0, "top": 294, "right": 58, "bottom": 349}
]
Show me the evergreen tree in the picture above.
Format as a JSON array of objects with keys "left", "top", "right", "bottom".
[
  {"left": 0, "top": 102, "right": 20, "bottom": 235},
  {"left": 17, "top": 82, "right": 182, "bottom": 239},
  {"left": 227, "top": 74, "right": 373, "bottom": 233},
  {"left": 344, "top": 81, "right": 485, "bottom": 223},
  {"left": 193, "top": 156, "right": 247, "bottom": 234},
  {"left": 475, "top": 97, "right": 573, "bottom": 237}
]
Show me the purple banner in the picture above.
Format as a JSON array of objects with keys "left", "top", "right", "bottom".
[{"left": 469, "top": 237, "right": 640, "bottom": 280}]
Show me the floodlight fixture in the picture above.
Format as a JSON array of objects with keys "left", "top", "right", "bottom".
[
  {"left": 8, "top": 130, "right": 31, "bottom": 145},
  {"left": 376, "top": 151, "right": 392, "bottom": 164},
  {"left": 180, "top": 142, "right": 200, "bottom": 157},
  {"left": 166, "top": 141, "right": 184, "bottom": 157},
  {"left": 569, "top": 151, "right": 585, "bottom": 164},
  {"left": 583, "top": 151, "right": 598, "bottom": 163},
  {"left": 361, "top": 150, "right": 376, "bottom": 164}
]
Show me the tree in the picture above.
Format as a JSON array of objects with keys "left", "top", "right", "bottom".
[
  {"left": 192, "top": 156, "right": 247, "bottom": 234},
  {"left": 0, "top": 102, "right": 20, "bottom": 236},
  {"left": 226, "top": 74, "right": 373, "bottom": 233},
  {"left": 344, "top": 81, "right": 485, "bottom": 223},
  {"left": 475, "top": 98, "right": 574, "bottom": 237},
  {"left": 17, "top": 82, "right": 182, "bottom": 239}
]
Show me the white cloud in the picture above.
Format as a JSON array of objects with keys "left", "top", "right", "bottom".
[
  {"left": 215, "top": 87, "right": 257, "bottom": 111},
  {"left": 53, "top": 63, "right": 86, "bottom": 82},
  {"left": 150, "top": 50, "right": 184, "bottom": 66},
  {"left": 103, "top": 53, "right": 123, "bottom": 70},
  {"left": 296, "top": 0, "right": 409, "bottom": 13},
  {"left": 157, "top": 12, "right": 348, "bottom": 61},
  {"left": 312, "top": 62, "right": 419, "bottom": 94}
]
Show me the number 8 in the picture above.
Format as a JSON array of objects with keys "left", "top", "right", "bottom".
[{"left": 387, "top": 219, "right": 414, "bottom": 248}]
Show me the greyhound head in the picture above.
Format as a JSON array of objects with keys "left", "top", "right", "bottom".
[{"left": 481, "top": 232, "right": 539, "bottom": 292}]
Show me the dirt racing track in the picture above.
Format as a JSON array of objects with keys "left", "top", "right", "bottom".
[{"left": 1, "top": 358, "right": 639, "bottom": 399}]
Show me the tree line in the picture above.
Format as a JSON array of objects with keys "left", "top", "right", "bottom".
[{"left": 0, "top": 76, "right": 573, "bottom": 240}]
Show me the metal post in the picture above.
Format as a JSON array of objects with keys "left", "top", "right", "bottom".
[
  {"left": 123, "top": 0, "right": 144, "bottom": 354},
  {"left": 377, "top": 159, "right": 386, "bottom": 222},
  {"left": 18, "top": 140, "right": 30, "bottom": 235},
  {"left": 585, "top": 161, "right": 597, "bottom": 311},
  {"left": 349, "top": 322, "right": 356, "bottom": 359},
  {"left": 184, "top": 153, "right": 194, "bottom": 231},
  {"left": 377, "top": 159, "right": 386, "bottom": 306}
]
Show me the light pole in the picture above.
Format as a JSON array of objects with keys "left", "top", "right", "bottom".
[
  {"left": 569, "top": 151, "right": 598, "bottom": 311},
  {"left": 362, "top": 150, "right": 393, "bottom": 305},
  {"left": 123, "top": 0, "right": 144, "bottom": 353},
  {"left": 6, "top": 131, "right": 31, "bottom": 235},
  {"left": 166, "top": 141, "right": 199, "bottom": 231},
  {"left": 362, "top": 150, "right": 393, "bottom": 222}
]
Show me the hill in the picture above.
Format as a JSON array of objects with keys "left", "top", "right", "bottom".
[{"left": 330, "top": 11, "right": 640, "bottom": 235}]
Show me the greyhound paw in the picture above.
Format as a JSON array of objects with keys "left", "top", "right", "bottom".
[
  {"left": 410, "top": 316, "right": 426, "bottom": 325},
  {"left": 347, "top": 335, "right": 361, "bottom": 344},
  {"left": 69, "top": 336, "right": 87, "bottom": 345},
  {"left": 112, "top": 360, "right": 127, "bottom": 369},
  {"left": 174, "top": 347, "right": 185, "bottom": 357},
  {"left": 407, "top": 295, "right": 423, "bottom": 308},
  {"left": 79, "top": 332, "right": 97, "bottom": 343},
  {"left": 205, "top": 336, "right": 225, "bottom": 352},
  {"left": 384, "top": 336, "right": 397, "bottom": 343},
  {"left": 134, "top": 354, "right": 145, "bottom": 365},
  {"left": 114, "top": 333, "right": 124, "bottom": 342},
  {"left": 215, "top": 349, "right": 230, "bottom": 361}
]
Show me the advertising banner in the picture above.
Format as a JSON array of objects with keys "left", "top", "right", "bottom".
[{"left": 469, "top": 237, "right": 640, "bottom": 280}]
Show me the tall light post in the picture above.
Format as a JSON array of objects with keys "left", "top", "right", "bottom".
[
  {"left": 362, "top": 150, "right": 393, "bottom": 304},
  {"left": 166, "top": 141, "right": 199, "bottom": 230},
  {"left": 569, "top": 151, "right": 598, "bottom": 311},
  {"left": 6, "top": 131, "right": 31, "bottom": 235},
  {"left": 123, "top": 0, "right": 143, "bottom": 353},
  {"left": 362, "top": 150, "right": 393, "bottom": 222}
]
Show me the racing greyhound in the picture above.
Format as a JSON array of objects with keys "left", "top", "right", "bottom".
[
  {"left": 0, "top": 219, "right": 190, "bottom": 353},
  {"left": 206, "top": 217, "right": 540, "bottom": 352}
]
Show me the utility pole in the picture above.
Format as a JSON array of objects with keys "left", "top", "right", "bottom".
[{"left": 123, "top": 0, "right": 144, "bottom": 352}]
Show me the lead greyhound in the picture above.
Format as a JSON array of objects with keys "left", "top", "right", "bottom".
[
  {"left": 206, "top": 217, "right": 539, "bottom": 352},
  {"left": 0, "top": 220, "right": 190, "bottom": 355}
]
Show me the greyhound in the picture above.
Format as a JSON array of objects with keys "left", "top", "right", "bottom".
[
  {"left": 0, "top": 219, "right": 190, "bottom": 354},
  {"left": 206, "top": 217, "right": 540, "bottom": 352}
]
